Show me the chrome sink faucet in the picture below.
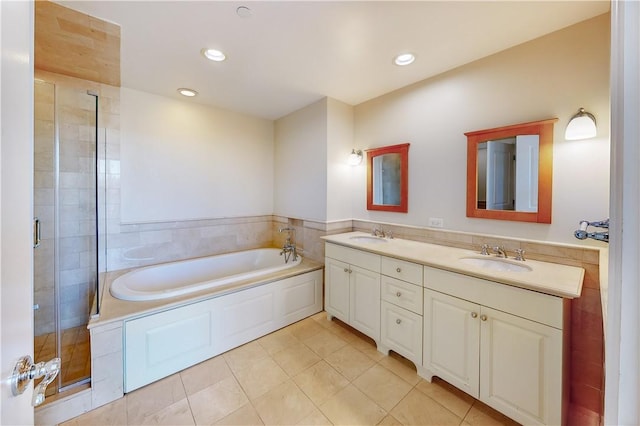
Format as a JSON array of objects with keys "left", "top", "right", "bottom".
[
  {"left": 279, "top": 227, "right": 298, "bottom": 263},
  {"left": 372, "top": 225, "right": 386, "bottom": 238},
  {"left": 492, "top": 246, "right": 507, "bottom": 258}
]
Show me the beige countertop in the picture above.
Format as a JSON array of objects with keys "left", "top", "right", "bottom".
[{"left": 322, "top": 232, "right": 584, "bottom": 299}]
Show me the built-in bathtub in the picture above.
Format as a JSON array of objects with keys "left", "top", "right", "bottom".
[
  {"left": 110, "top": 248, "right": 302, "bottom": 301},
  {"left": 93, "top": 248, "right": 322, "bottom": 393}
]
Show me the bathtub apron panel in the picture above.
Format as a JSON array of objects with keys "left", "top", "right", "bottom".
[{"left": 124, "top": 269, "right": 322, "bottom": 392}]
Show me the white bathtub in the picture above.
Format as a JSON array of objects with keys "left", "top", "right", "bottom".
[{"left": 110, "top": 248, "right": 302, "bottom": 301}]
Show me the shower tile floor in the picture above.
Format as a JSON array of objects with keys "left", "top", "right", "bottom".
[
  {"left": 34, "top": 325, "right": 91, "bottom": 397},
  {"left": 60, "top": 312, "right": 532, "bottom": 426}
]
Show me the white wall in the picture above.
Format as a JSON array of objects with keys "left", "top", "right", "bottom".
[
  {"left": 120, "top": 88, "right": 274, "bottom": 223},
  {"left": 352, "top": 14, "right": 610, "bottom": 244},
  {"left": 274, "top": 98, "right": 327, "bottom": 221},
  {"left": 327, "top": 98, "right": 355, "bottom": 221}
]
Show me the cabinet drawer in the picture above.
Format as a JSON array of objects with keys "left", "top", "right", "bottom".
[
  {"left": 381, "top": 301, "right": 422, "bottom": 366},
  {"left": 381, "top": 256, "right": 423, "bottom": 285},
  {"left": 424, "top": 266, "right": 563, "bottom": 329},
  {"left": 381, "top": 276, "right": 423, "bottom": 315},
  {"left": 325, "top": 243, "right": 380, "bottom": 272}
]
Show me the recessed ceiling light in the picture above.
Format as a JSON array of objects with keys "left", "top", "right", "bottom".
[
  {"left": 236, "top": 6, "right": 252, "bottom": 18},
  {"left": 394, "top": 53, "right": 416, "bottom": 66},
  {"left": 177, "top": 88, "right": 198, "bottom": 97},
  {"left": 202, "top": 48, "right": 226, "bottom": 62}
]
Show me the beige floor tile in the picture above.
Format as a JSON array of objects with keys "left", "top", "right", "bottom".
[
  {"left": 273, "top": 342, "right": 321, "bottom": 376},
  {"left": 378, "top": 353, "right": 421, "bottom": 386},
  {"left": 60, "top": 397, "right": 126, "bottom": 426},
  {"left": 224, "top": 340, "right": 270, "bottom": 373},
  {"left": 353, "top": 364, "right": 413, "bottom": 411},
  {"left": 321, "top": 318, "right": 361, "bottom": 342},
  {"left": 324, "top": 345, "right": 376, "bottom": 381},
  {"left": 188, "top": 376, "right": 249, "bottom": 425},
  {"left": 258, "top": 328, "right": 301, "bottom": 355},
  {"left": 297, "top": 407, "right": 332, "bottom": 425},
  {"left": 319, "top": 384, "right": 387, "bottom": 426},
  {"left": 139, "top": 398, "right": 195, "bottom": 425},
  {"left": 289, "top": 318, "right": 325, "bottom": 341},
  {"left": 293, "top": 360, "right": 350, "bottom": 405},
  {"left": 127, "top": 375, "right": 187, "bottom": 424},
  {"left": 233, "top": 356, "right": 289, "bottom": 400},
  {"left": 378, "top": 414, "right": 403, "bottom": 425},
  {"left": 303, "top": 329, "right": 348, "bottom": 358},
  {"left": 180, "top": 355, "right": 232, "bottom": 396},
  {"left": 349, "top": 336, "right": 387, "bottom": 362},
  {"left": 390, "top": 388, "right": 461, "bottom": 426},
  {"left": 463, "top": 401, "right": 521, "bottom": 426},
  {"left": 415, "top": 377, "right": 474, "bottom": 419},
  {"left": 252, "top": 380, "right": 316, "bottom": 425},
  {"left": 215, "top": 403, "right": 264, "bottom": 425}
]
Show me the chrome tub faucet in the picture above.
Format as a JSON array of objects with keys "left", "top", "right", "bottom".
[{"left": 279, "top": 227, "right": 298, "bottom": 263}]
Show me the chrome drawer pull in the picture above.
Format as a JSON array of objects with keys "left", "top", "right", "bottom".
[
  {"left": 396, "top": 267, "right": 401, "bottom": 273},
  {"left": 396, "top": 291, "right": 402, "bottom": 297}
]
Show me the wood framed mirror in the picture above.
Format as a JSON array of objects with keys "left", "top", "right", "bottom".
[
  {"left": 466, "top": 119, "right": 557, "bottom": 223},
  {"left": 366, "top": 143, "right": 409, "bottom": 213}
]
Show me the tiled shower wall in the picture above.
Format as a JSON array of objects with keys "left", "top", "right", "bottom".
[{"left": 34, "top": 70, "right": 121, "bottom": 334}]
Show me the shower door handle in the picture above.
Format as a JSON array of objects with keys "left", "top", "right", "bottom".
[
  {"left": 33, "top": 217, "right": 41, "bottom": 248},
  {"left": 11, "top": 355, "right": 61, "bottom": 406}
]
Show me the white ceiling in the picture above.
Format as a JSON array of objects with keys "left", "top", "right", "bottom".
[{"left": 58, "top": 1, "right": 609, "bottom": 120}]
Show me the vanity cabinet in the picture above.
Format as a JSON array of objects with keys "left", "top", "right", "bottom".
[
  {"left": 380, "top": 256, "right": 424, "bottom": 366},
  {"left": 423, "top": 266, "right": 566, "bottom": 426},
  {"left": 325, "top": 243, "right": 381, "bottom": 341}
]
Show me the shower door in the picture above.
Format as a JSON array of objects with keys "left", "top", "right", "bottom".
[{"left": 33, "top": 80, "right": 101, "bottom": 396}]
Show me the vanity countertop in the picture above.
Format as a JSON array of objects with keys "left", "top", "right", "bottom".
[{"left": 322, "top": 232, "right": 584, "bottom": 299}]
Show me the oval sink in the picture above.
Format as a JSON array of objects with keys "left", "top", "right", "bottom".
[
  {"left": 459, "top": 257, "right": 532, "bottom": 273},
  {"left": 349, "top": 235, "right": 388, "bottom": 244}
]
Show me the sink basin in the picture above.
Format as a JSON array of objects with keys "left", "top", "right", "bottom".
[
  {"left": 349, "top": 235, "right": 389, "bottom": 244},
  {"left": 459, "top": 257, "right": 532, "bottom": 273}
]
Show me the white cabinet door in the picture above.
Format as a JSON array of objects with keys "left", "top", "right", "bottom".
[
  {"left": 349, "top": 265, "right": 381, "bottom": 340},
  {"left": 480, "top": 307, "right": 562, "bottom": 426},
  {"left": 381, "top": 301, "right": 422, "bottom": 365},
  {"left": 424, "top": 289, "right": 480, "bottom": 398},
  {"left": 325, "top": 258, "right": 350, "bottom": 323}
]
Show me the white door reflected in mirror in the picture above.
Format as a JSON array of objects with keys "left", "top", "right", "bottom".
[{"left": 476, "top": 135, "right": 539, "bottom": 213}]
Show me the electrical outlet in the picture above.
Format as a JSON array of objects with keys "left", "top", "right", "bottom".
[{"left": 428, "top": 217, "right": 444, "bottom": 228}]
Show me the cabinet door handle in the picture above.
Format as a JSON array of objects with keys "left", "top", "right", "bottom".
[
  {"left": 344, "top": 268, "right": 349, "bottom": 273},
  {"left": 480, "top": 314, "right": 488, "bottom": 321},
  {"left": 349, "top": 269, "right": 352, "bottom": 274},
  {"left": 395, "top": 318, "right": 402, "bottom": 324},
  {"left": 396, "top": 267, "right": 401, "bottom": 273},
  {"left": 471, "top": 312, "right": 478, "bottom": 318},
  {"left": 396, "top": 291, "right": 402, "bottom": 297}
]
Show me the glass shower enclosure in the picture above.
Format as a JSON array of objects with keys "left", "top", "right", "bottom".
[{"left": 33, "top": 80, "right": 104, "bottom": 397}]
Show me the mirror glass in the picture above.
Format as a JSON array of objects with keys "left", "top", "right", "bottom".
[
  {"left": 466, "top": 119, "right": 556, "bottom": 223},
  {"left": 476, "top": 135, "right": 539, "bottom": 212},
  {"left": 367, "top": 143, "right": 409, "bottom": 213}
]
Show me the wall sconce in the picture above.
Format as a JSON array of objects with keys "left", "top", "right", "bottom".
[
  {"left": 565, "top": 107, "right": 597, "bottom": 140},
  {"left": 348, "top": 149, "right": 363, "bottom": 166}
]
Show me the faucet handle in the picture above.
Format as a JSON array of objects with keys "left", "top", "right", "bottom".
[
  {"left": 514, "top": 248, "right": 526, "bottom": 261},
  {"left": 480, "top": 244, "right": 490, "bottom": 256}
]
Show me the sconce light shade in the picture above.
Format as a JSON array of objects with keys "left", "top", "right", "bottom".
[
  {"left": 565, "top": 108, "right": 597, "bottom": 140},
  {"left": 348, "top": 149, "right": 363, "bottom": 166}
]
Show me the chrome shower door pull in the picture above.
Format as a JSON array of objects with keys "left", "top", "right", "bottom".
[
  {"left": 33, "top": 217, "right": 41, "bottom": 248},
  {"left": 11, "top": 355, "right": 61, "bottom": 406}
]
